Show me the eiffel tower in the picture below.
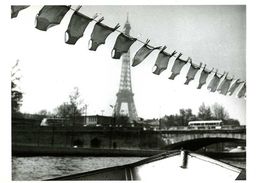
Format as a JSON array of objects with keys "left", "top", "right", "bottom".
[{"left": 114, "top": 16, "right": 138, "bottom": 122}]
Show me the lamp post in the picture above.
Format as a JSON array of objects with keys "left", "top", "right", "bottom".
[
  {"left": 109, "top": 105, "right": 117, "bottom": 149},
  {"left": 109, "top": 105, "right": 116, "bottom": 126},
  {"left": 83, "top": 104, "right": 88, "bottom": 126}
]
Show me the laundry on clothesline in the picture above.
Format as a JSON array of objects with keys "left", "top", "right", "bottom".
[
  {"left": 228, "top": 79, "right": 243, "bottom": 96},
  {"left": 11, "top": 5, "right": 30, "bottom": 18},
  {"left": 184, "top": 62, "right": 202, "bottom": 85},
  {"left": 169, "top": 53, "right": 190, "bottom": 80},
  {"left": 197, "top": 66, "right": 213, "bottom": 89},
  {"left": 217, "top": 74, "right": 233, "bottom": 95},
  {"left": 89, "top": 20, "right": 120, "bottom": 51},
  {"left": 65, "top": 10, "right": 93, "bottom": 45},
  {"left": 152, "top": 46, "right": 176, "bottom": 75},
  {"left": 237, "top": 83, "right": 246, "bottom": 98},
  {"left": 132, "top": 40, "right": 161, "bottom": 67},
  {"left": 35, "top": 5, "right": 70, "bottom": 31},
  {"left": 207, "top": 71, "right": 226, "bottom": 92},
  {"left": 111, "top": 33, "right": 137, "bottom": 59},
  {"left": 20, "top": 5, "right": 246, "bottom": 99}
]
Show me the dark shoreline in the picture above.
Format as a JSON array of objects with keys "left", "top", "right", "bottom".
[
  {"left": 12, "top": 144, "right": 246, "bottom": 159},
  {"left": 12, "top": 144, "right": 166, "bottom": 157}
]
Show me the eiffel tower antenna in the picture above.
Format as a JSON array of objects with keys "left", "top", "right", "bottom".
[
  {"left": 114, "top": 14, "right": 138, "bottom": 122},
  {"left": 126, "top": 12, "right": 129, "bottom": 23}
]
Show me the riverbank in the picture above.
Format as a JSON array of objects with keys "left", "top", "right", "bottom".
[
  {"left": 13, "top": 144, "right": 246, "bottom": 160},
  {"left": 12, "top": 144, "right": 166, "bottom": 157}
]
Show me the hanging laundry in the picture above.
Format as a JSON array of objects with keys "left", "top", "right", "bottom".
[
  {"left": 65, "top": 11, "right": 92, "bottom": 45},
  {"left": 132, "top": 40, "right": 161, "bottom": 67},
  {"left": 153, "top": 47, "right": 176, "bottom": 75},
  {"left": 89, "top": 21, "right": 120, "bottom": 51},
  {"left": 237, "top": 83, "right": 246, "bottom": 98},
  {"left": 197, "top": 66, "right": 213, "bottom": 89},
  {"left": 207, "top": 71, "right": 226, "bottom": 92},
  {"left": 11, "top": 5, "right": 29, "bottom": 18},
  {"left": 169, "top": 53, "right": 190, "bottom": 79},
  {"left": 184, "top": 62, "right": 202, "bottom": 85},
  {"left": 217, "top": 74, "right": 233, "bottom": 95},
  {"left": 111, "top": 33, "right": 137, "bottom": 59},
  {"left": 35, "top": 6, "right": 70, "bottom": 31},
  {"left": 228, "top": 79, "right": 242, "bottom": 96}
]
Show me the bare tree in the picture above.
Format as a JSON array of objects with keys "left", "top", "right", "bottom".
[
  {"left": 69, "top": 87, "right": 84, "bottom": 117},
  {"left": 197, "top": 103, "right": 212, "bottom": 120},
  {"left": 54, "top": 87, "right": 85, "bottom": 125},
  {"left": 11, "top": 60, "right": 23, "bottom": 116},
  {"left": 211, "top": 103, "right": 229, "bottom": 120}
]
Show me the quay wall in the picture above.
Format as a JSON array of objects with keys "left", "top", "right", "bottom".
[{"left": 12, "top": 125, "right": 164, "bottom": 150}]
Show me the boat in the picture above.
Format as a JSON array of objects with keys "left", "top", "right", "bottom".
[
  {"left": 48, "top": 150, "right": 245, "bottom": 180},
  {"left": 229, "top": 146, "right": 246, "bottom": 153},
  {"left": 199, "top": 151, "right": 246, "bottom": 159}
]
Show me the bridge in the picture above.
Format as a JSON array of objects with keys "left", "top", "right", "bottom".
[{"left": 159, "top": 128, "right": 246, "bottom": 150}]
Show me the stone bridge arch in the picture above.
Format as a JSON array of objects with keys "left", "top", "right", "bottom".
[
  {"left": 160, "top": 129, "right": 246, "bottom": 151},
  {"left": 162, "top": 137, "right": 246, "bottom": 151}
]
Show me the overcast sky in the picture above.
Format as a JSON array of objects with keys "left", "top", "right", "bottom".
[{"left": 10, "top": 5, "right": 246, "bottom": 124}]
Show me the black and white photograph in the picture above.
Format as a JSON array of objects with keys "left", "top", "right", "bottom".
[{"left": 2, "top": 0, "right": 259, "bottom": 181}]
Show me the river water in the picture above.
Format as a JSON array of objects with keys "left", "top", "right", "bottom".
[
  {"left": 12, "top": 156, "right": 145, "bottom": 180},
  {"left": 12, "top": 156, "right": 246, "bottom": 181}
]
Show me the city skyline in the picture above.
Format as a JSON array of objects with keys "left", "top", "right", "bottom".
[{"left": 10, "top": 5, "right": 246, "bottom": 124}]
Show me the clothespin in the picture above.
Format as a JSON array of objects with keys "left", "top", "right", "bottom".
[
  {"left": 178, "top": 52, "right": 183, "bottom": 58},
  {"left": 12, "top": 59, "right": 20, "bottom": 69},
  {"left": 145, "top": 39, "right": 150, "bottom": 45},
  {"left": 171, "top": 50, "right": 177, "bottom": 57},
  {"left": 193, "top": 62, "right": 202, "bottom": 69},
  {"left": 225, "top": 72, "right": 229, "bottom": 78},
  {"left": 217, "top": 71, "right": 226, "bottom": 78},
  {"left": 161, "top": 46, "right": 167, "bottom": 52},
  {"left": 114, "top": 23, "right": 120, "bottom": 30},
  {"left": 92, "top": 13, "right": 99, "bottom": 20},
  {"left": 153, "top": 45, "right": 162, "bottom": 50},
  {"left": 225, "top": 72, "right": 233, "bottom": 80},
  {"left": 97, "top": 17, "right": 104, "bottom": 23},
  {"left": 75, "top": 5, "right": 82, "bottom": 12}
]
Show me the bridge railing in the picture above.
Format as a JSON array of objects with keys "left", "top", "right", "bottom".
[{"left": 162, "top": 125, "right": 246, "bottom": 131}]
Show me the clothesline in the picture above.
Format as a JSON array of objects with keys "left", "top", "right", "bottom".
[
  {"left": 10, "top": 5, "right": 233, "bottom": 75},
  {"left": 69, "top": 5, "right": 239, "bottom": 79},
  {"left": 11, "top": 5, "right": 246, "bottom": 99}
]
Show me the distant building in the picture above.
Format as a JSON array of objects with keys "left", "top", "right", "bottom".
[
  {"left": 85, "top": 115, "right": 115, "bottom": 126},
  {"left": 38, "top": 115, "right": 115, "bottom": 127},
  {"left": 142, "top": 119, "right": 160, "bottom": 130}
]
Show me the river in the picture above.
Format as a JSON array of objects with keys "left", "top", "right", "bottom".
[
  {"left": 12, "top": 156, "right": 246, "bottom": 181},
  {"left": 12, "top": 156, "right": 145, "bottom": 180}
]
